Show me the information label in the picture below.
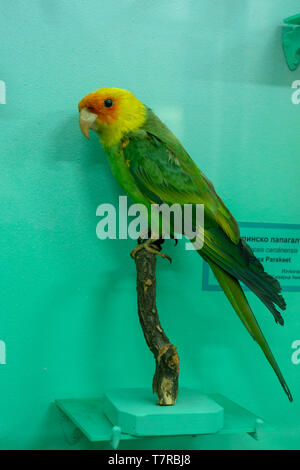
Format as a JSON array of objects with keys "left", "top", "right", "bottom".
[{"left": 202, "top": 222, "right": 300, "bottom": 292}]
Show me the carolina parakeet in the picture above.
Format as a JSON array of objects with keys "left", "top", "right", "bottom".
[{"left": 78, "top": 87, "right": 292, "bottom": 401}]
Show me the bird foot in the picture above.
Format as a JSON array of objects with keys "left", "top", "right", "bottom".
[
  {"left": 169, "top": 234, "right": 178, "bottom": 247},
  {"left": 131, "top": 238, "right": 172, "bottom": 263},
  {"left": 137, "top": 230, "right": 178, "bottom": 247}
]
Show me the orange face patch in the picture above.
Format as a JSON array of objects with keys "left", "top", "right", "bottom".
[{"left": 78, "top": 92, "right": 119, "bottom": 124}]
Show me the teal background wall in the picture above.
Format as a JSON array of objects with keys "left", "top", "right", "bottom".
[{"left": 1, "top": 0, "right": 300, "bottom": 449}]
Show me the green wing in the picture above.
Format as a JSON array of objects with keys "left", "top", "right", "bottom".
[
  {"left": 125, "top": 109, "right": 240, "bottom": 244},
  {"left": 124, "top": 111, "right": 286, "bottom": 319},
  {"left": 122, "top": 108, "right": 292, "bottom": 401}
]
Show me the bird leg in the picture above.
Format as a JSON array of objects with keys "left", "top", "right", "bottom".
[
  {"left": 137, "top": 230, "right": 178, "bottom": 247},
  {"left": 131, "top": 237, "right": 172, "bottom": 263}
]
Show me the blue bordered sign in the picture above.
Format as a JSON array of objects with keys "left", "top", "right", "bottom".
[{"left": 202, "top": 222, "right": 300, "bottom": 292}]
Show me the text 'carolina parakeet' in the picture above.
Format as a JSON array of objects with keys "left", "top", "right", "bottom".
[{"left": 78, "top": 87, "right": 292, "bottom": 402}]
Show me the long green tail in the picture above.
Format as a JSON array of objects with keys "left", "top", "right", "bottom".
[{"left": 207, "top": 259, "right": 293, "bottom": 402}]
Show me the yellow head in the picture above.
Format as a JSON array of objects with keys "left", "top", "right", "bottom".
[{"left": 78, "top": 88, "right": 146, "bottom": 147}]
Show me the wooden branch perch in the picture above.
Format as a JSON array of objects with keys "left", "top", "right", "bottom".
[{"left": 134, "top": 242, "right": 179, "bottom": 405}]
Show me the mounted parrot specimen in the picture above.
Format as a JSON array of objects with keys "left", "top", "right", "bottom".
[{"left": 78, "top": 87, "right": 292, "bottom": 402}]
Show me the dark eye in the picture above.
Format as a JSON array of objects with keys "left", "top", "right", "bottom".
[{"left": 104, "top": 99, "right": 113, "bottom": 108}]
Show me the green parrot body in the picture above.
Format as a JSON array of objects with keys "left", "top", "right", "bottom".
[{"left": 79, "top": 89, "right": 292, "bottom": 401}]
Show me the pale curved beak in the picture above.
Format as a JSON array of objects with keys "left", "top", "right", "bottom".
[{"left": 79, "top": 107, "right": 98, "bottom": 139}]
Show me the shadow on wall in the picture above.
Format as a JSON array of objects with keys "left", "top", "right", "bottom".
[{"left": 43, "top": 114, "right": 144, "bottom": 388}]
